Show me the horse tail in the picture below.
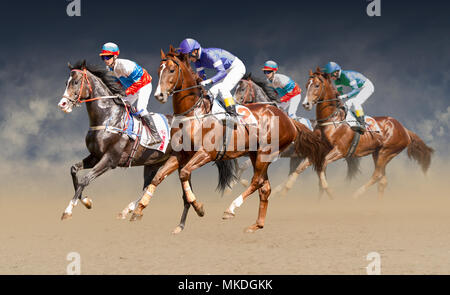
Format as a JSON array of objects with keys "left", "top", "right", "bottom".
[
  {"left": 407, "top": 130, "right": 434, "bottom": 174},
  {"left": 215, "top": 159, "right": 238, "bottom": 194},
  {"left": 345, "top": 157, "right": 361, "bottom": 181},
  {"left": 293, "top": 121, "right": 332, "bottom": 171}
]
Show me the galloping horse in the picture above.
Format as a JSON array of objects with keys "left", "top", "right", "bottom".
[
  {"left": 232, "top": 73, "right": 309, "bottom": 196},
  {"left": 129, "top": 46, "right": 331, "bottom": 233},
  {"left": 302, "top": 68, "right": 434, "bottom": 199},
  {"left": 58, "top": 61, "right": 174, "bottom": 219}
]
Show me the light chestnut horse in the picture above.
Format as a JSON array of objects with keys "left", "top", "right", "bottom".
[
  {"left": 301, "top": 68, "right": 434, "bottom": 199},
  {"left": 128, "top": 47, "right": 331, "bottom": 233}
]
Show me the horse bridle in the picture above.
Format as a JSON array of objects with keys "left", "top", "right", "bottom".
[
  {"left": 308, "top": 74, "right": 343, "bottom": 123},
  {"left": 160, "top": 56, "right": 206, "bottom": 116},
  {"left": 63, "top": 69, "right": 117, "bottom": 105}
]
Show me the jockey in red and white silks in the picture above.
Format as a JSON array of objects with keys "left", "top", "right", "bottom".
[
  {"left": 262, "top": 61, "right": 302, "bottom": 118},
  {"left": 100, "top": 42, "right": 161, "bottom": 144}
]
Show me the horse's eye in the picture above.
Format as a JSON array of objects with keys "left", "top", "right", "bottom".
[
  {"left": 315, "top": 84, "right": 320, "bottom": 88},
  {"left": 169, "top": 69, "right": 175, "bottom": 73},
  {"left": 74, "top": 80, "right": 79, "bottom": 85}
]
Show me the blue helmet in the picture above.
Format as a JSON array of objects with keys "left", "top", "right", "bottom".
[
  {"left": 178, "top": 38, "right": 201, "bottom": 54},
  {"left": 262, "top": 60, "right": 279, "bottom": 72},
  {"left": 323, "top": 62, "right": 341, "bottom": 74}
]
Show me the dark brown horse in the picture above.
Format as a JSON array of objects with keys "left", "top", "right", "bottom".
[
  {"left": 129, "top": 46, "right": 331, "bottom": 233},
  {"left": 302, "top": 68, "right": 434, "bottom": 199},
  {"left": 58, "top": 61, "right": 175, "bottom": 219}
]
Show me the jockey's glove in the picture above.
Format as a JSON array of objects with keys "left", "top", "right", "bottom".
[
  {"left": 200, "top": 79, "right": 213, "bottom": 86},
  {"left": 338, "top": 94, "right": 348, "bottom": 100}
]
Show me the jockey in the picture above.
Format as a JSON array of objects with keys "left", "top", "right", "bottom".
[
  {"left": 262, "top": 61, "right": 302, "bottom": 118},
  {"left": 100, "top": 42, "right": 161, "bottom": 145},
  {"left": 178, "top": 38, "right": 246, "bottom": 116},
  {"left": 323, "top": 61, "right": 374, "bottom": 133}
]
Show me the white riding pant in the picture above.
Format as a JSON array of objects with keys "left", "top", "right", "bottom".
[
  {"left": 344, "top": 79, "right": 374, "bottom": 115},
  {"left": 209, "top": 58, "right": 246, "bottom": 102},
  {"left": 278, "top": 94, "right": 302, "bottom": 118},
  {"left": 124, "top": 83, "right": 152, "bottom": 116}
]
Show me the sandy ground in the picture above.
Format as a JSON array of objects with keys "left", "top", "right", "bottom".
[{"left": 0, "top": 157, "right": 449, "bottom": 275}]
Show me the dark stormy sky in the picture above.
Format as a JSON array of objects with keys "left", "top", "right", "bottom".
[{"left": 0, "top": 0, "right": 448, "bottom": 197}]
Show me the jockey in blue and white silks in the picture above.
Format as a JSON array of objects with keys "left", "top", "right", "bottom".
[
  {"left": 323, "top": 61, "right": 374, "bottom": 133},
  {"left": 262, "top": 61, "right": 302, "bottom": 118},
  {"left": 178, "top": 38, "right": 246, "bottom": 116},
  {"left": 100, "top": 42, "right": 161, "bottom": 144}
]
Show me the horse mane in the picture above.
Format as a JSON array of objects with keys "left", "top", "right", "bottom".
[
  {"left": 72, "top": 60, "right": 123, "bottom": 95},
  {"left": 243, "top": 73, "right": 279, "bottom": 102},
  {"left": 166, "top": 47, "right": 203, "bottom": 83}
]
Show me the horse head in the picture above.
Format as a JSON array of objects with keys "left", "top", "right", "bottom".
[
  {"left": 58, "top": 60, "right": 92, "bottom": 113},
  {"left": 302, "top": 67, "right": 336, "bottom": 111},
  {"left": 154, "top": 45, "right": 195, "bottom": 104}
]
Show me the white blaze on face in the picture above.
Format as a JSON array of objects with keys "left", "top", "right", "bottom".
[
  {"left": 58, "top": 76, "right": 73, "bottom": 113},
  {"left": 303, "top": 80, "right": 313, "bottom": 107},
  {"left": 154, "top": 63, "right": 166, "bottom": 97}
]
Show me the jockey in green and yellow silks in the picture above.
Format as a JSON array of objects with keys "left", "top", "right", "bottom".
[{"left": 323, "top": 62, "right": 374, "bottom": 133}]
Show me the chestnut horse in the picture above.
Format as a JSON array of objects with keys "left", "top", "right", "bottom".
[
  {"left": 129, "top": 47, "right": 331, "bottom": 233},
  {"left": 302, "top": 68, "right": 434, "bottom": 199}
]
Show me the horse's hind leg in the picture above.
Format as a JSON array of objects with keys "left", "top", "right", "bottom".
[
  {"left": 274, "top": 158, "right": 310, "bottom": 197},
  {"left": 353, "top": 149, "right": 399, "bottom": 199},
  {"left": 118, "top": 165, "right": 158, "bottom": 220},
  {"left": 62, "top": 154, "right": 113, "bottom": 220},
  {"left": 246, "top": 177, "right": 271, "bottom": 233},
  {"left": 172, "top": 179, "right": 192, "bottom": 234},
  {"left": 131, "top": 155, "right": 180, "bottom": 221}
]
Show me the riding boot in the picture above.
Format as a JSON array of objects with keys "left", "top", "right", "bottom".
[
  {"left": 141, "top": 114, "right": 162, "bottom": 145},
  {"left": 225, "top": 104, "right": 238, "bottom": 116},
  {"left": 351, "top": 115, "right": 365, "bottom": 134}
]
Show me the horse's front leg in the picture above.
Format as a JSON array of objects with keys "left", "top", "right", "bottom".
[
  {"left": 130, "top": 155, "right": 180, "bottom": 221},
  {"left": 61, "top": 154, "right": 115, "bottom": 220}
]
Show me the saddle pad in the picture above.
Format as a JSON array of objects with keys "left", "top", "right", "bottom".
[
  {"left": 211, "top": 99, "right": 257, "bottom": 125},
  {"left": 365, "top": 115, "right": 382, "bottom": 133},
  {"left": 131, "top": 113, "right": 171, "bottom": 153}
]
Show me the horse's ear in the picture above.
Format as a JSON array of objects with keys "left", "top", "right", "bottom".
[
  {"left": 67, "top": 62, "right": 73, "bottom": 70},
  {"left": 81, "top": 60, "right": 87, "bottom": 70},
  {"left": 160, "top": 49, "right": 166, "bottom": 60},
  {"left": 316, "top": 66, "right": 322, "bottom": 74},
  {"left": 309, "top": 69, "right": 313, "bottom": 76},
  {"left": 248, "top": 72, "right": 252, "bottom": 79},
  {"left": 169, "top": 44, "right": 175, "bottom": 53}
]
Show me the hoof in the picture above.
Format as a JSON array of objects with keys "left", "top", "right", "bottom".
[
  {"left": 129, "top": 212, "right": 143, "bottom": 222},
  {"left": 61, "top": 212, "right": 72, "bottom": 221},
  {"left": 244, "top": 224, "right": 263, "bottom": 233},
  {"left": 171, "top": 225, "right": 184, "bottom": 235},
  {"left": 222, "top": 211, "right": 235, "bottom": 220},
  {"left": 81, "top": 197, "right": 93, "bottom": 209},
  {"left": 192, "top": 201, "right": 205, "bottom": 217}
]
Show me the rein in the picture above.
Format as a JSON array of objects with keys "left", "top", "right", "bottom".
[
  {"left": 161, "top": 57, "right": 206, "bottom": 117},
  {"left": 308, "top": 74, "right": 344, "bottom": 124},
  {"left": 63, "top": 69, "right": 119, "bottom": 105}
]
